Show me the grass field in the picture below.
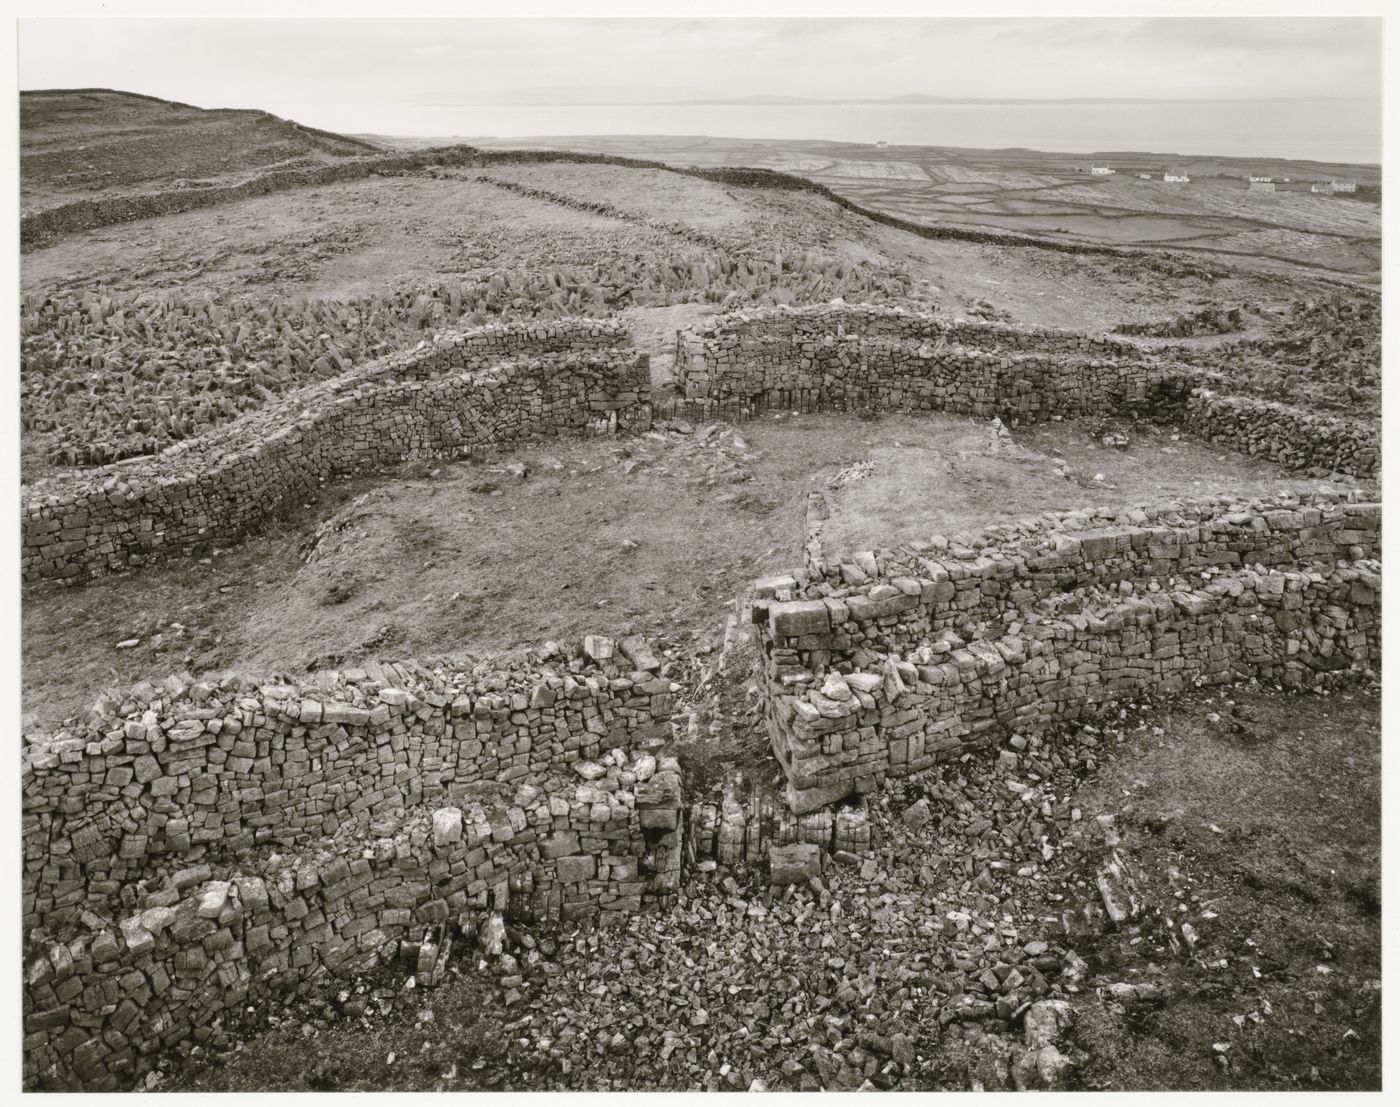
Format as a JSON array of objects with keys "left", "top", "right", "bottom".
[
  {"left": 21, "top": 410, "right": 1370, "bottom": 734},
  {"left": 22, "top": 154, "right": 1372, "bottom": 479}
]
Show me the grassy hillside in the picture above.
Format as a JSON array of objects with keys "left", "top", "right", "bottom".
[
  {"left": 16, "top": 90, "right": 1378, "bottom": 481},
  {"left": 20, "top": 88, "right": 382, "bottom": 213}
]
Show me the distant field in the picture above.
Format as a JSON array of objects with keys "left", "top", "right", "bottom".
[{"left": 460, "top": 134, "right": 1380, "bottom": 279}]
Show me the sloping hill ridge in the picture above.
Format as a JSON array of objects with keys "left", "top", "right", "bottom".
[{"left": 20, "top": 88, "right": 383, "bottom": 214}]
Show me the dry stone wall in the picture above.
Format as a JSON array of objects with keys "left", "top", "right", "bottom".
[
  {"left": 680, "top": 334, "right": 1174, "bottom": 421},
  {"left": 674, "top": 305, "right": 1378, "bottom": 478},
  {"left": 752, "top": 493, "right": 1380, "bottom": 813},
  {"left": 675, "top": 303, "right": 1141, "bottom": 375},
  {"left": 22, "top": 318, "right": 646, "bottom": 584},
  {"left": 22, "top": 637, "right": 683, "bottom": 1090},
  {"left": 21, "top": 144, "right": 493, "bottom": 247},
  {"left": 1184, "top": 387, "right": 1379, "bottom": 479}
]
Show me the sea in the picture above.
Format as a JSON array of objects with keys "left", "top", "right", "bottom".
[{"left": 283, "top": 98, "right": 1381, "bottom": 167}]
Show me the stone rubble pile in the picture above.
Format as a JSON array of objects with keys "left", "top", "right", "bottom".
[{"left": 345, "top": 702, "right": 1192, "bottom": 1092}]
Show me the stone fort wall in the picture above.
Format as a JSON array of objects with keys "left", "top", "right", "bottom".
[
  {"left": 22, "top": 317, "right": 647, "bottom": 585},
  {"left": 674, "top": 305, "right": 1378, "bottom": 479},
  {"left": 22, "top": 637, "right": 683, "bottom": 1090},
  {"left": 752, "top": 493, "right": 1380, "bottom": 813}
]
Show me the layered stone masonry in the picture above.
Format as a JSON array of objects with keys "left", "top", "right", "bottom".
[
  {"left": 22, "top": 317, "right": 647, "bottom": 584},
  {"left": 673, "top": 305, "right": 1378, "bottom": 478},
  {"left": 22, "top": 636, "right": 684, "bottom": 1090},
  {"left": 1184, "top": 388, "right": 1379, "bottom": 479},
  {"left": 752, "top": 493, "right": 1380, "bottom": 813},
  {"left": 23, "top": 635, "right": 677, "bottom": 938},
  {"left": 690, "top": 788, "right": 873, "bottom": 874}
]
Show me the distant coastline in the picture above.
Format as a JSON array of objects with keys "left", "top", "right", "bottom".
[
  {"left": 427, "top": 95, "right": 1378, "bottom": 109},
  {"left": 302, "top": 98, "right": 1380, "bottom": 166}
]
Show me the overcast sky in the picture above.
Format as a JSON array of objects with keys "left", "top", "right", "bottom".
[{"left": 18, "top": 17, "right": 1383, "bottom": 111}]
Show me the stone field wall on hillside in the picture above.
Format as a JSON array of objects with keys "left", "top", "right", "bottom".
[
  {"left": 21, "top": 142, "right": 1177, "bottom": 263},
  {"left": 21, "top": 145, "right": 488, "bottom": 246},
  {"left": 752, "top": 493, "right": 1381, "bottom": 813},
  {"left": 676, "top": 302, "right": 1143, "bottom": 358},
  {"left": 22, "top": 637, "right": 683, "bottom": 1090},
  {"left": 674, "top": 305, "right": 1379, "bottom": 479},
  {"left": 22, "top": 318, "right": 646, "bottom": 584}
]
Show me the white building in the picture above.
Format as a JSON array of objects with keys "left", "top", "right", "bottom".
[
  {"left": 1248, "top": 175, "right": 1273, "bottom": 183},
  {"left": 1330, "top": 179, "right": 1357, "bottom": 192},
  {"left": 1249, "top": 180, "right": 1276, "bottom": 192},
  {"left": 1090, "top": 165, "right": 1115, "bottom": 175},
  {"left": 1137, "top": 172, "right": 1153, "bottom": 180},
  {"left": 874, "top": 140, "right": 888, "bottom": 149},
  {"left": 1311, "top": 182, "right": 1331, "bottom": 193},
  {"left": 1163, "top": 169, "right": 1190, "bottom": 183}
]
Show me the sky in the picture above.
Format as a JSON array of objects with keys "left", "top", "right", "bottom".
[{"left": 17, "top": 17, "right": 1384, "bottom": 112}]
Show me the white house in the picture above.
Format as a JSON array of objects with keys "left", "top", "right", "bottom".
[
  {"left": 1311, "top": 182, "right": 1331, "bottom": 193},
  {"left": 1137, "top": 172, "right": 1153, "bottom": 180},
  {"left": 1163, "top": 169, "right": 1190, "bottom": 183},
  {"left": 1330, "top": 179, "right": 1357, "bottom": 192},
  {"left": 874, "top": 140, "right": 889, "bottom": 149},
  {"left": 1249, "top": 175, "right": 1273, "bottom": 183},
  {"left": 1090, "top": 165, "right": 1115, "bottom": 175}
]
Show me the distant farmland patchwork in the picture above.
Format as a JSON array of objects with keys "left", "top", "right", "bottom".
[{"left": 459, "top": 134, "right": 1380, "bottom": 278}]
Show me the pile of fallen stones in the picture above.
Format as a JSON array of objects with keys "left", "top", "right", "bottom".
[{"left": 192, "top": 695, "right": 1233, "bottom": 1092}]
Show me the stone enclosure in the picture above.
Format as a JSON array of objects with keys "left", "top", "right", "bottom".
[
  {"left": 23, "top": 317, "right": 647, "bottom": 584},
  {"left": 21, "top": 304, "right": 1382, "bottom": 1089},
  {"left": 674, "top": 304, "right": 1378, "bottom": 478},
  {"left": 753, "top": 493, "right": 1379, "bottom": 813}
]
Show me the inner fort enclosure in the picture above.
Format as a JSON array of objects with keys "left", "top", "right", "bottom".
[
  {"left": 21, "top": 302, "right": 1381, "bottom": 1090},
  {"left": 17, "top": 79, "right": 1382, "bottom": 1093},
  {"left": 673, "top": 305, "right": 1378, "bottom": 479}
]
